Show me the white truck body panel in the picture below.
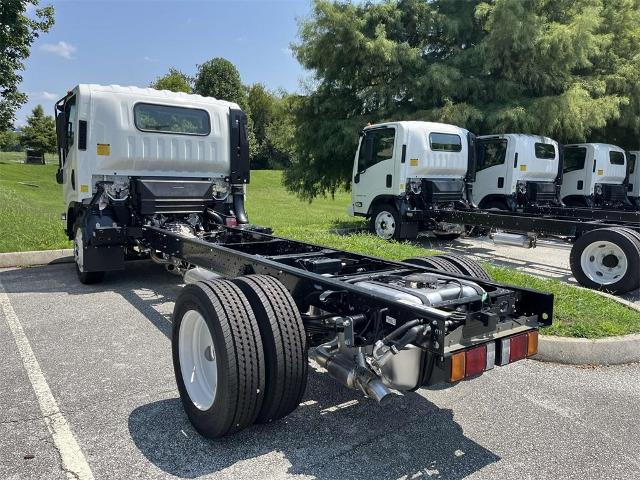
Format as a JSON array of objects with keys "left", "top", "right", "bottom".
[
  {"left": 560, "top": 143, "right": 627, "bottom": 199},
  {"left": 62, "top": 84, "right": 238, "bottom": 208},
  {"left": 472, "top": 134, "right": 559, "bottom": 207},
  {"left": 350, "top": 121, "right": 469, "bottom": 216}
]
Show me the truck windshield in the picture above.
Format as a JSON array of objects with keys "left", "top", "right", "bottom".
[
  {"left": 429, "top": 133, "right": 462, "bottom": 152},
  {"left": 609, "top": 151, "right": 625, "bottom": 165},
  {"left": 134, "top": 103, "right": 210, "bottom": 135},
  {"left": 563, "top": 147, "right": 587, "bottom": 173},
  {"left": 535, "top": 143, "right": 555, "bottom": 159}
]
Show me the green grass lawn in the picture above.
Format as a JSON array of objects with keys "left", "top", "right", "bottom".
[{"left": 1, "top": 159, "right": 638, "bottom": 338}]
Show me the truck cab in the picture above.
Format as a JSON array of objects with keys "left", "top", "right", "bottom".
[
  {"left": 471, "top": 134, "right": 561, "bottom": 211},
  {"left": 560, "top": 143, "right": 630, "bottom": 208},
  {"left": 55, "top": 84, "right": 250, "bottom": 283},
  {"left": 349, "top": 121, "right": 471, "bottom": 240},
  {"left": 628, "top": 151, "right": 639, "bottom": 209}
]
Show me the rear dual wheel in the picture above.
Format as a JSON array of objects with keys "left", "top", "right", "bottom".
[{"left": 172, "top": 276, "right": 307, "bottom": 438}]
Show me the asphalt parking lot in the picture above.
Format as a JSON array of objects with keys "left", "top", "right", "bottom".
[{"left": 1, "top": 261, "right": 639, "bottom": 480}]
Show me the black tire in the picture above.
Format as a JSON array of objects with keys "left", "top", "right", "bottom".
[
  {"left": 75, "top": 264, "right": 105, "bottom": 284},
  {"left": 172, "top": 280, "right": 265, "bottom": 439},
  {"left": 370, "top": 204, "right": 402, "bottom": 240},
  {"left": 433, "top": 231, "right": 462, "bottom": 241},
  {"left": 402, "top": 256, "right": 465, "bottom": 275},
  {"left": 432, "top": 254, "right": 491, "bottom": 281},
  {"left": 232, "top": 275, "right": 308, "bottom": 424},
  {"left": 616, "top": 227, "right": 640, "bottom": 245},
  {"left": 570, "top": 228, "right": 640, "bottom": 294},
  {"left": 73, "top": 227, "right": 104, "bottom": 284}
]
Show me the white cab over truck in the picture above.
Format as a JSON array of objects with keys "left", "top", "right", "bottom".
[
  {"left": 56, "top": 84, "right": 250, "bottom": 283},
  {"left": 350, "top": 121, "right": 472, "bottom": 240},
  {"left": 472, "top": 134, "right": 561, "bottom": 211},
  {"left": 560, "top": 143, "right": 631, "bottom": 208},
  {"left": 349, "top": 121, "right": 640, "bottom": 294},
  {"left": 627, "top": 151, "right": 639, "bottom": 209}
]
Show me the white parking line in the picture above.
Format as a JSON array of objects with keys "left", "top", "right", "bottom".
[{"left": 0, "top": 279, "right": 94, "bottom": 480}]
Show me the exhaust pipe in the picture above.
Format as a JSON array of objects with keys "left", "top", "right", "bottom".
[
  {"left": 491, "top": 232, "right": 535, "bottom": 248},
  {"left": 232, "top": 185, "right": 248, "bottom": 224},
  {"left": 311, "top": 342, "right": 394, "bottom": 404}
]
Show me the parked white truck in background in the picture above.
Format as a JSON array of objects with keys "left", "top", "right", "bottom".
[
  {"left": 560, "top": 143, "right": 631, "bottom": 208},
  {"left": 348, "top": 121, "right": 640, "bottom": 294},
  {"left": 628, "top": 151, "right": 639, "bottom": 208},
  {"left": 472, "top": 134, "right": 561, "bottom": 211},
  {"left": 349, "top": 121, "right": 473, "bottom": 240}
]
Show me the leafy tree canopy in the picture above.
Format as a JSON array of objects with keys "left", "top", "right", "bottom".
[
  {"left": 0, "top": 0, "right": 54, "bottom": 130},
  {"left": 194, "top": 58, "right": 248, "bottom": 109},
  {"left": 285, "top": 0, "right": 640, "bottom": 200},
  {"left": 150, "top": 68, "right": 192, "bottom": 93},
  {"left": 21, "top": 104, "right": 56, "bottom": 153}
]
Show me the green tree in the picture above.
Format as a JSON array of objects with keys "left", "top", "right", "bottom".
[
  {"left": 194, "top": 58, "right": 247, "bottom": 108},
  {"left": 193, "top": 57, "right": 258, "bottom": 159},
  {"left": 0, "top": 129, "right": 22, "bottom": 151},
  {"left": 20, "top": 104, "right": 56, "bottom": 153},
  {"left": 286, "top": 0, "right": 640, "bottom": 200},
  {"left": 247, "top": 84, "right": 278, "bottom": 169},
  {"left": 0, "top": 1, "right": 55, "bottom": 130},
  {"left": 150, "top": 68, "right": 192, "bottom": 93}
]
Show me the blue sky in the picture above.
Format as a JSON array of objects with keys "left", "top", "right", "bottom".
[{"left": 17, "top": 0, "right": 311, "bottom": 125}]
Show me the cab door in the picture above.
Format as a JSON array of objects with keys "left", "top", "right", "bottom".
[
  {"left": 473, "top": 137, "right": 508, "bottom": 207},
  {"left": 351, "top": 126, "right": 397, "bottom": 215}
]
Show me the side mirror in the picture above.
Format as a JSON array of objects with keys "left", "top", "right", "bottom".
[
  {"left": 354, "top": 173, "right": 360, "bottom": 184},
  {"left": 55, "top": 113, "right": 68, "bottom": 150}
]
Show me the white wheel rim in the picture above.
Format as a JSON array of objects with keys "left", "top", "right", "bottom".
[
  {"left": 375, "top": 211, "right": 396, "bottom": 240},
  {"left": 580, "top": 240, "right": 628, "bottom": 286},
  {"left": 74, "top": 229, "right": 84, "bottom": 272},
  {"left": 179, "top": 310, "right": 217, "bottom": 411}
]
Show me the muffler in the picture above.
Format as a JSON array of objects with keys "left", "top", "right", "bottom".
[
  {"left": 311, "top": 342, "right": 394, "bottom": 404},
  {"left": 491, "top": 232, "right": 535, "bottom": 248}
]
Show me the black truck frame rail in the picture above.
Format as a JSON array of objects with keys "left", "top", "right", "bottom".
[
  {"left": 523, "top": 205, "right": 640, "bottom": 224},
  {"left": 412, "top": 206, "right": 639, "bottom": 238},
  {"left": 142, "top": 224, "right": 553, "bottom": 359}
]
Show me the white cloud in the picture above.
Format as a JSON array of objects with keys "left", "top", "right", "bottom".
[
  {"left": 143, "top": 56, "right": 158, "bottom": 62},
  {"left": 31, "top": 91, "right": 59, "bottom": 101},
  {"left": 41, "top": 41, "right": 77, "bottom": 59}
]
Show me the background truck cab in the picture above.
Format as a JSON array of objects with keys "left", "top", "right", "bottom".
[
  {"left": 560, "top": 143, "right": 630, "bottom": 208},
  {"left": 349, "top": 121, "right": 471, "bottom": 240},
  {"left": 471, "top": 134, "right": 561, "bottom": 211},
  {"left": 628, "top": 151, "right": 639, "bottom": 209}
]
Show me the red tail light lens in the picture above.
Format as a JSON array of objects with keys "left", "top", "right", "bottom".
[
  {"left": 509, "top": 334, "right": 528, "bottom": 362},
  {"left": 225, "top": 217, "right": 238, "bottom": 227},
  {"left": 465, "top": 345, "right": 487, "bottom": 377}
]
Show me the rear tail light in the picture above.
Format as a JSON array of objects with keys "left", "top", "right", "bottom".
[
  {"left": 465, "top": 344, "right": 486, "bottom": 377},
  {"left": 450, "top": 352, "right": 466, "bottom": 382},
  {"left": 225, "top": 217, "right": 238, "bottom": 227},
  {"left": 527, "top": 331, "right": 539, "bottom": 356},
  {"left": 450, "top": 330, "right": 539, "bottom": 382}
]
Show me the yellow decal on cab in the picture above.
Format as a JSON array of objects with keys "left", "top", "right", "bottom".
[
  {"left": 598, "top": 169, "right": 604, "bottom": 176},
  {"left": 410, "top": 158, "right": 418, "bottom": 166},
  {"left": 97, "top": 144, "right": 110, "bottom": 156},
  {"left": 519, "top": 164, "right": 527, "bottom": 171},
  {"left": 80, "top": 184, "right": 89, "bottom": 193}
]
